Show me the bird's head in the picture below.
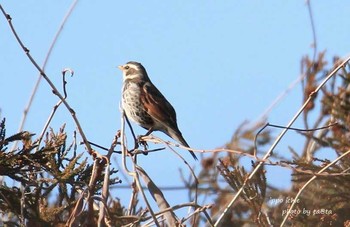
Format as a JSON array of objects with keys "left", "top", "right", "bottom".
[{"left": 118, "top": 61, "right": 149, "bottom": 82}]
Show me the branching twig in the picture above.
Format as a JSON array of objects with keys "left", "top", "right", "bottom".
[
  {"left": 35, "top": 69, "right": 74, "bottom": 151},
  {"left": 254, "top": 121, "right": 338, "bottom": 157},
  {"left": 13, "top": 0, "right": 79, "bottom": 150},
  {"left": 0, "top": 4, "right": 94, "bottom": 155}
]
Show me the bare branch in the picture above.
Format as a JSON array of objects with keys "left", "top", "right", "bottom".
[
  {"left": 0, "top": 4, "right": 94, "bottom": 155},
  {"left": 14, "top": 0, "right": 79, "bottom": 150}
]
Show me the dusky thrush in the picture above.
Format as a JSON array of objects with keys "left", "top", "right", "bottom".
[{"left": 118, "top": 61, "right": 198, "bottom": 160}]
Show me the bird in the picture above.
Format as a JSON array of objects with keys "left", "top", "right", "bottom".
[{"left": 118, "top": 61, "right": 198, "bottom": 160}]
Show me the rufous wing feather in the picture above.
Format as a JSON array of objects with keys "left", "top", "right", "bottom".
[{"left": 141, "top": 82, "right": 198, "bottom": 160}]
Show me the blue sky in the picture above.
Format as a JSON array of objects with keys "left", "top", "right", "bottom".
[{"left": 1, "top": 0, "right": 350, "bottom": 214}]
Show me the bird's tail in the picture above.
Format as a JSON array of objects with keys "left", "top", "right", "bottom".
[{"left": 166, "top": 129, "right": 198, "bottom": 161}]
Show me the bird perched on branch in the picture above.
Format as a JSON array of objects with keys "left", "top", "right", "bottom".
[{"left": 118, "top": 61, "right": 197, "bottom": 160}]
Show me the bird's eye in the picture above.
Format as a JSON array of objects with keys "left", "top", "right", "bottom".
[{"left": 124, "top": 65, "right": 130, "bottom": 70}]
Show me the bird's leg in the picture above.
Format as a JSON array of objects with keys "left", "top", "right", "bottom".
[
  {"left": 136, "top": 128, "right": 154, "bottom": 155},
  {"left": 144, "top": 128, "right": 153, "bottom": 136},
  {"left": 137, "top": 128, "right": 153, "bottom": 142}
]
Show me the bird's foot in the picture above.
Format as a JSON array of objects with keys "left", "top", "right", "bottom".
[
  {"left": 137, "top": 135, "right": 149, "bottom": 155},
  {"left": 137, "top": 135, "right": 148, "bottom": 147}
]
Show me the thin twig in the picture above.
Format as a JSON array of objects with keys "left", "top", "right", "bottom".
[
  {"left": 304, "top": 118, "right": 332, "bottom": 162},
  {"left": 306, "top": 0, "right": 317, "bottom": 62},
  {"left": 120, "top": 110, "right": 132, "bottom": 175},
  {"left": 265, "top": 121, "right": 337, "bottom": 132},
  {"left": 254, "top": 121, "right": 338, "bottom": 157},
  {"left": 125, "top": 115, "right": 139, "bottom": 150},
  {"left": 268, "top": 161, "right": 350, "bottom": 177},
  {"left": 141, "top": 135, "right": 256, "bottom": 159},
  {"left": 257, "top": 73, "right": 308, "bottom": 121},
  {"left": 87, "top": 140, "right": 113, "bottom": 152}
]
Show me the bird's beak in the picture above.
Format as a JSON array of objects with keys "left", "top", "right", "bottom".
[{"left": 118, "top": 65, "right": 124, "bottom": 71}]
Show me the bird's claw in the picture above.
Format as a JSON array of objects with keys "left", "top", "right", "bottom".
[
  {"left": 135, "top": 135, "right": 148, "bottom": 155},
  {"left": 136, "top": 135, "right": 148, "bottom": 147}
]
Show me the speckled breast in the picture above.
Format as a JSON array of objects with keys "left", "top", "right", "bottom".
[{"left": 122, "top": 81, "right": 154, "bottom": 129}]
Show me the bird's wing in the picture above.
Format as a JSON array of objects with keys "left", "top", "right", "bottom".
[
  {"left": 141, "top": 82, "right": 197, "bottom": 160},
  {"left": 141, "top": 82, "right": 179, "bottom": 129}
]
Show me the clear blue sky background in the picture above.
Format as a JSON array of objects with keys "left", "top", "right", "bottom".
[{"left": 1, "top": 1, "right": 350, "bottom": 215}]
